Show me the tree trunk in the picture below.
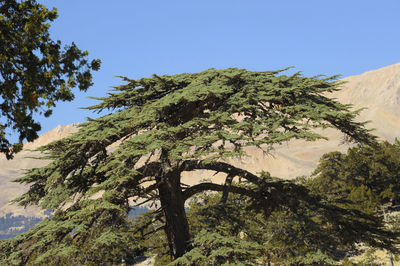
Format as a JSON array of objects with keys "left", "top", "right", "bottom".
[{"left": 157, "top": 168, "right": 191, "bottom": 259}]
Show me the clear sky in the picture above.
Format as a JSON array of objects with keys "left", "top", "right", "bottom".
[{"left": 32, "top": 0, "right": 400, "bottom": 137}]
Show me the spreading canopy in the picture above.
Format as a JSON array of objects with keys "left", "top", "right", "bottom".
[
  {"left": 19, "top": 68, "right": 374, "bottom": 203},
  {"left": 0, "top": 0, "right": 100, "bottom": 158},
  {"left": 3, "top": 68, "right": 393, "bottom": 264}
]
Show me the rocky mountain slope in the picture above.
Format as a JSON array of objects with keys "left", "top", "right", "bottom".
[
  {"left": 0, "top": 124, "right": 79, "bottom": 218},
  {"left": 1, "top": 63, "right": 399, "bottom": 220}
]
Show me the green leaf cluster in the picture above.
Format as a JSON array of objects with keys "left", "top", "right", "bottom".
[{"left": 0, "top": 0, "right": 100, "bottom": 158}]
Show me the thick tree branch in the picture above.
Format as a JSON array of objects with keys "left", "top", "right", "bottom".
[
  {"left": 116, "top": 161, "right": 161, "bottom": 193},
  {"left": 220, "top": 173, "right": 234, "bottom": 204},
  {"left": 136, "top": 161, "right": 162, "bottom": 177},
  {"left": 180, "top": 160, "right": 262, "bottom": 186},
  {"left": 182, "top": 182, "right": 261, "bottom": 201}
]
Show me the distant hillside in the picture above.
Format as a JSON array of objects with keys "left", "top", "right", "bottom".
[
  {"left": 0, "top": 124, "right": 79, "bottom": 219},
  {"left": 0, "top": 63, "right": 399, "bottom": 224},
  {"left": 0, "top": 212, "right": 49, "bottom": 240}
]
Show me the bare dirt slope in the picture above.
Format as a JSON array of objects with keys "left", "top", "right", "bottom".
[
  {"left": 0, "top": 124, "right": 78, "bottom": 217},
  {"left": 1, "top": 63, "right": 399, "bottom": 217}
]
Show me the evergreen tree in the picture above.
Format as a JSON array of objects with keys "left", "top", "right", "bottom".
[
  {"left": 173, "top": 181, "right": 399, "bottom": 265},
  {"left": 1, "top": 67, "right": 397, "bottom": 264},
  {"left": 309, "top": 140, "right": 400, "bottom": 212},
  {"left": 0, "top": 0, "right": 100, "bottom": 158}
]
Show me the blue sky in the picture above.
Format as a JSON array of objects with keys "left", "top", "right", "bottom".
[{"left": 33, "top": 0, "right": 400, "bottom": 137}]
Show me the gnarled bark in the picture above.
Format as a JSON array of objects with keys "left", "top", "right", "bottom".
[{"left": 156, "top": 166, "right": 191, "bottom": 259}]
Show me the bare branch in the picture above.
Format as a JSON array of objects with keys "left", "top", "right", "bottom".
[
  {"left": 182, "top": 182, "right": 260, "bottom": 201},
  {"left": 220, "top": 173, "right": 234, "bottom": 204},
  {"left": 180, "top": 160, "right": 261, "bottom": 185}
]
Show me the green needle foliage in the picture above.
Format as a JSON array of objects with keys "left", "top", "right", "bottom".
[
  {"left": 161, "top": 183, "right": 398, "bottom": 265},
  {"left": 0, "top": 0, "right": 100, "bottom": 158},
  {"left": 309, "top": 140, "right": 400, "bottom": 213},
  {"left": 1, "top": 67, "right": 394, "bottom": 264},
  {"left": 182, "top": 191, "right": 338, "bottom": 266}
]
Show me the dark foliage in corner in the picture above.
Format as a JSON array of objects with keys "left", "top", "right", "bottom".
[{"left": 0, "top": 0, "right": 100, "bottom": 158}]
